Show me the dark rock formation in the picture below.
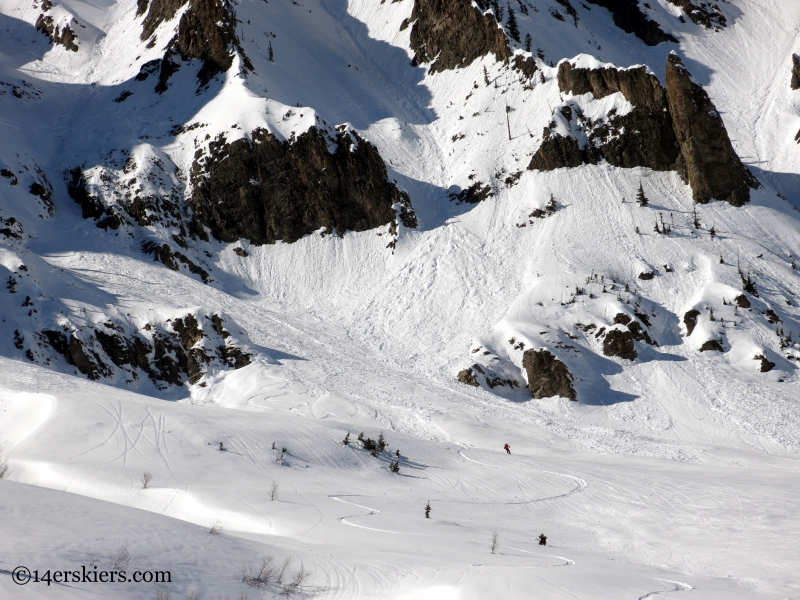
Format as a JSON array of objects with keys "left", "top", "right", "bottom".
[
  {"left": 43, "top": 330, "right": 111, "bottom": 380},
  {"left": 407, "top": 0, "right": 511, "bottom": 73},
  {"left": 522, "top": 349, "right": 576, "bottom": 400},
  {"left": 66, "top": 168, "right": 104, "bottom": 219},
  {"left": 665, "top": 0, "right": 726, "bottom": 29},
  {"left": 584, "top": 0, "right": 677, "bottom": 45},
  {"left": 532, "top": 56, "right": 758, "bottom": 206},
  {"left": 512, "top": 55, "right": 538, "bottom": 80},
  {"left": 602, "top": 328, "right": 637, "bottom": 360},
  {"left": 449, "top": 182, "right": 493, "bottom": 204},
  {"left": 699, "top": 339, "right": 724, "bottom": 352},
  {"left": 139, "top": 0, "right": 250, "bottom": 89},
  {"left": 457, "top": 367, "right": 480, "bottom": 386},
  {"left": 638, "top": 271, "right": 655, "bottom": 280},
  {"left": 683, "top": 309, "right": 700, "bottom": 336},
  {"left": 792, "top": 54, "right": 800, "bottom": 90},
  {"left": 35, "top": 7, "right": 79, "bottom": 52},
  {"left": 190, "top": 128, "right": 416, "bottom": 244},
  {"left": 42, "top": 312, "right": 251, "bottom": 387},
  {"left": 666, "top": 53, "right": 759, "bottom": 206},
  {"left": 754, "top": 354, "right": 776, "bottom": 373},
  {"left": 530, "top": 135, "right": 587, "bottom": 171},
  {"left": 141, "top": 241, "right": 210, "bottom": 282},
  {"left": 733, "top": 294, "right": 751, "bottom": 309}
]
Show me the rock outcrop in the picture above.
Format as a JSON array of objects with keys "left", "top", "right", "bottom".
[
  {"left": 793, "top": 54, "right": 800, "bottom": 90},
  {"left": 602, "top": 328, "right": 637, "bottom": 360},
  {"left": 457, "top": 367, "right": 480, "bottom": 386},
  {"left": 666, "top": 54, "right": 758, "bottom": 206},
  {"left": 683, "top": 309, "right": 700, "bottom": 336},
  {"left": 190, "top": 128, "right": 416, "bottom": 244},
  {"left": 699, "top": 339, "right": 724, "bottom": 352},
  {"left": 35, "top": 1, "right": 79, "bottom": 52},
  {"left": 40, "top": 312, "right": 251, "bottom": 386},
  {"left": 138, "top": 0, "right": 251, "bottom": 89},
  {"left": 665, "top": 0, "right": 726, "bottom": 29},
  {"left": 406, "top": 0, "right": 511, "bottom": 72},
  {"left": 584, "top": 0, "right": 677, "bottom": 46},
  {"left": 522, "top": 349, "right": 576, "bottom": 400},
  {"left": 531, "top": 55, "right": 758, "bottom": 206}
]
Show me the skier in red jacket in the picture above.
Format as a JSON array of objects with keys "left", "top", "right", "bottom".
[{"left": 504, "top": 443, "right": 511, "bottom": 454}]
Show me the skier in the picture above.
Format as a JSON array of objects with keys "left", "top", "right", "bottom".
[
  {"left": 539, "top": 533, "right": 547, "bottom": 546},
  {"left": 504, "top": 443, "right": 511, "bottom": 454}
]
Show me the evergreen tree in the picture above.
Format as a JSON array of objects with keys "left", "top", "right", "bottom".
[
  {"left": 377, "top": 432, "right": 387, "bottom": 452},
  {"left": 524, "top": 33, "right": 532, "bottom": 52},
  {"left": 425, "top": 502, "right": 431, "bottom": 518},
  {"left": 545, "top": 193, "right": 557, "bottom": 215},
  {"left": 389, "top": 461, "right": 400, "bottom": 473},
  {"left": 506, "top": 4, "right": 520, "bottom": 42},
  {"left": 483, "top": 65, "right": 490, "bottom": 86},
  {"left": 709, "top": 225, "right": 716, "bottom": 238},
  {"left": 268, "top": 41, "right": 274, "bottom": 63},
  {"left": 636, "top": 183, "right": 648, "bottom": 207},
  {"left": 342, "top": 432, "right": 350, "bottom": 446},
  {"left": 692, "top": 205, "right": 700, "bottom": 228}
]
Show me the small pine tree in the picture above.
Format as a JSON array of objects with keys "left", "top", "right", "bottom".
[
  {"left": 342, "top": 432, "right": 350, "bottom": 446},
  {"left": 537, "top": 47, "right": 545, "bottom": 60},
  {"left": 539, "top": 533, "right": 547, "bottom": 546},
  {"left": 654, "top": 221, "right": 661, "bottom": 234},
  {"left": 389, "top": 461, "right": 400, "bottom": 473},
  {"left": 483, "top": 65, "right": 490, "bottom": 86},
  {"left": 692, "top": 205, "right": 700, "bottom": 229},
  {"left": 719, "top": 256, "right": 724, "bottom": 264},
  {"left": 524, "top": 33, "right": 532, "bottom": 53},
  {"left": 709, "top": 225, "right": 716, "bottom": 238},
  {"left": 425, "top": 501, "right": 431, "bottom": 518},
  {"left": 357, "top": 432, "right": 364, "bottom": 443},
  {"left": 377, "top": 432, "right": 387, "bottom": 452},
  {"left": 545, "top": 194, "right": 557, "bottom": 215},
  {"left": 635, "top": 226, "right": 640, "bottom": 234},
  {"left": 636, "top": 183, "right": 648, "bottom": 207},
  {"left": 268, "top": 41, "right": 274, "bottom": 63},
  {"left": 506, "top": 4, "right": 520, "bottom": 42}
]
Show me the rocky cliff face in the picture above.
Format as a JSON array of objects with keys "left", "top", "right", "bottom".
[
  {"left": 190, "top": 128, "right": 416, "bottom": 245},
  {"left": 666, "top": 53, "right": 759, "bottom": 206},
  {"left": 522, "top": 349, "right": 576, "bottom": 400},
  {"left": 584, "top": 0, "right": 677, "bottom": 45},
  {"left": 138, "top": 0, "right": 250, "bottom": 89},
  {"left": 665, "top": 0, "right": 726, "bottom": 29},
  {"left": 531, "top": 56, "right": 758, "bottom": 205},
  {"left": 35, "top": 1, "right": 79, "bottom": 52},
  {"left": 791, "top": 54, "right": 800, "bottom": 90},
  {"left": 406, "top": 0, "right": 511, "bottom": 72}
]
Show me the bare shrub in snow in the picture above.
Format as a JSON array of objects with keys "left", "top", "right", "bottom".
[
  {"left": 110, "top": 545, "right": 131, "bottom": 570},
  {"left": 141, "top": 471, "right": 153, "bottom": 489},
  {"left": 209, "top": 521, "right": 223, "bottom": 535},
  {"left": 242, "top": 556, "right": 275, "bottom": 588},
  {"left": 0, "top": 451, "right": 9, "bottom": 479},
  {"left": 276, "top": 556, "right": 293, "bottom": 583},
  {"left": 490, "top": 532, "right": 499, "bottom": 554},
  {"left": 270, "top": 481, "right": 279, "bottom": 501},
  {"left": 283, "top": 564, "right": 311, "bottom": 596}
]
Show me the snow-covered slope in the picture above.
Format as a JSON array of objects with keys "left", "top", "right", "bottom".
[{"left": 2, "top": 0, "right": 800, "bottom": 597}]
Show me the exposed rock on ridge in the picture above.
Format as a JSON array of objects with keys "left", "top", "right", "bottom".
[
  {"left": 138, "top": 0, "right": 251, "bottom": 89},
  {"left": 666, "top": 53, "right": 758, "bottom": 206},
  {"left": 531, "top": 55, "right": 759, "bottom": 206},
  {"left": 35, "top": 1, "right": 79, "bottom": 52},
  {"left": 522, "top": 349, "right": 577, "bottom": 400},
  {"left": 407, "top": 0, "right": 511, "bottom": 72},
  {"left": 792, "top": 55, "right": 800, "bottom": 90},
  {"left": 40, "top": 312, "right": 252, "bottom": 386},
  {"left": 584, "top": 0, "right": 677, "bottom": 45},
  {"left": 666, "top": 0, "right": 726, "bottom": 29},
  {"left": 189, "top": 127, "right": 416, "bottom": 245}
]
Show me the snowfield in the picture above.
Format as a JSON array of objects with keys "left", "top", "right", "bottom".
[{"left": 1, "top": 0, "right": 800, "bottom": 597}]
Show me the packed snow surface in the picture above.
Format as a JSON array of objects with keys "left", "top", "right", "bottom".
[{"left": 1, "top": 0, "right": 800, "bottom": 597}]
